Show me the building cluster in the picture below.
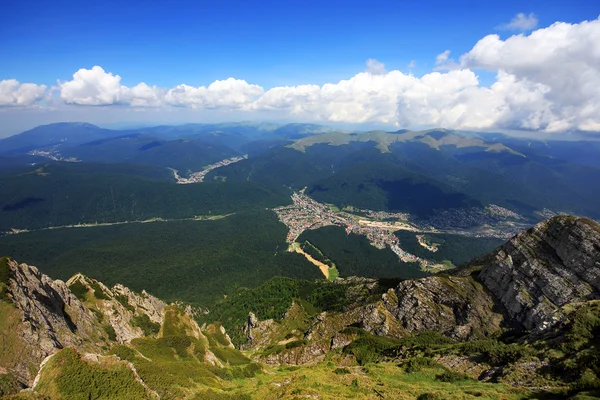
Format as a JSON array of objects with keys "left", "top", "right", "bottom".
[
  {"left": 273, "top": 192, "right": 345, "bottom": 243},
  {"left": 420, "top": 205, "right": 525, "bottom": 231},
  {"left": 28, "top": 149, "right": 79, "bottom": 162},
  {"left": 416, "top": 234, "right": 439, "bottom": 253},
  {"left": 273, "top": 192, "right": 437, "bottom": 269},
  {"left": 361, "top": 209, "right": 411, "bottom": 221},
  {"left": 274, "top": 192, "right": 534, "bottom": 272},
  {"left": 485, "top": 204, "right": 522, "bottom": 219},
  {"left": 174, "top": 155, "right": 247, "bottom": 184}
]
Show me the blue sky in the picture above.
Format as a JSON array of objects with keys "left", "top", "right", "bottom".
[
  {"left": 2, "top": 0, "right": 596, "bottom": 88},
  {"left": 1, "top": 0, "right": 599, "bottom": 136}
]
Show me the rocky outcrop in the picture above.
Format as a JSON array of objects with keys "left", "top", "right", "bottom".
[
  {"left": 66, "top": 274, "right": 166, "bottom": 343},
  {"left": 479, "top": 216, "right": 600, "bottom": 331},
  {"left": 2, "top": 259, "right": 106, "bottom": 385},
  {"left": 383, "top": 275, "right": 504, "bottom": 340},
  {"left": 0, "top": 259, "right": 169, "bottom": 386}
]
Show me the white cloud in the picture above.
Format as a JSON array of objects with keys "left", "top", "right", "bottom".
[
  {"left": 499, "top": 13, "right": 539, "bottom": 31},
  {"left": 164, "top": 78, "right": 263, "bottom": 109},
  {"left": 59, "top": 66, "right": 123, "bottom": 105},
  {"left": 408, "top": 60, "right": 416, "bottom": 69},
  {"left": 59, "top": 66, "right": 164, "bottom": 107},
  {"left": 9, "top": 16, "right": 600, "bottom": 134},
  {"left": 435, "top": 50, "right": 451, "bottom": 65},
  {"left": 365, "top": 58, "right": 387, "bottom": 75},
  {"left": 460, "top": 17, "right": 600, "bottom": 131},
  {"left": 0, "top": 79, "right": 46, "bottom": 107},
  {"left": 125, "top": 83, "right": 164, "bottom": 107}
]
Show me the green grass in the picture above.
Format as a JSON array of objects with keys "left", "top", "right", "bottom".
[
  {"left": 328, "top": 267, "right": 339, "bottom": 281},
  {"left": 0, "top": 257, "right": 11, "bottom": 301},
  {"left": 35, "top": 348, "right": 150, "bottom": 400},
  {"left": 210, "top": 347, "right": 251, "bottom": 366}
]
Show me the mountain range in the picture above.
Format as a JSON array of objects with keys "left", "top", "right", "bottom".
[{"left": 2, "top": 122, "right": 600, "bottom": 222}]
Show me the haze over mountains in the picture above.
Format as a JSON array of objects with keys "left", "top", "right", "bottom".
[{"left": 2, "top": 121, "right": 599, "bottom": 220}]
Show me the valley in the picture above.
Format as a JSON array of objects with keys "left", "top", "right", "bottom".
[
  {"left": 1, "top": 213, "right": 234, "bottom": 236},
  {"left": 3, "top": 2, "right": 600, "bottom": 398},
  {"left": 274, "top": 190, "right": 528, "bottom": 273},
  {"left": 1, "top": 121, "right": 600, "bottom": 399},
  {"left": 169, "top": 154, "right": 248, "bottom": 184}
]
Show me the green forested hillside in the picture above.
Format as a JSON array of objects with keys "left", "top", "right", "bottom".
[
  {"left": 0, "top": 163, "right": 291, "bottom": 231},
  {"left": 0, "top": 210, "right": 321, "bottom": 305},
  {"left": 62, "top": 134, "right": 240, "bottom": 172}
]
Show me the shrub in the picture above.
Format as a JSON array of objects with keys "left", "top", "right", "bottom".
[
  {"left": 0, "top": 373, "right": 21, "bottom": 396},
  {"left": 436, "top": 369, "right": 472, "bottom": 383},
  {"left": 42, "top": 348, "right": 148, "bottom": 400},
  {"left": 285, "top": 339, "right": 308, "bottom": 349},
  {"left": 103, "top": 324, "right": 117, "bottom": 341},
  {"left": 334, "top": 367, "right": 351, "bottom": 375},
  {"left": 343, "top": 330, "right": 402, "bottom": 365},
  {"left": 89, "top": 281, "right": 109, "bottom": 300},
  {"left": 68, "top": 280, "right": 88, "bottom": 301},
  {"left": 565, "top": 304, "right": 600, "bottom": 352},
  {"left": 115, "top": 295, "right": 135, "bottom": 312},
  {"left": 573, "top": 369, "right": 600, "bottom": 391},
  {"left": 109, "top": 345, "right": 137, "bottom": 362},
  {"left": 404, "top": 357, "right": 438, "bottom": 373},
  {"left": 486, "top": 343, "right": 534, "bottom": 365},
  {"left": 159, "top": 336, "right": 192, "bottom": 358},
  {"left": 397, "top": 331, "right": 455, "bottom": 348},
  {"left": 131, "top": 314, "right": 160, "bottom": 336},
  {"left": 417, "top": 393, "right": 445, "bottom": 400}
]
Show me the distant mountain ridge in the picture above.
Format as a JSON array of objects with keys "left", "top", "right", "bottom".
[
  {"left": 290, "top": 128, "right": 523, "bottom": 155},
  {"left": 2, "top": 121, "right": 600, "bottom": 223}
]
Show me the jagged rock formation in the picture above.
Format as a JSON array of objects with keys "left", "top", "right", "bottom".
[
  {"left": 66, "top": 273, "right": 166, "bottom": 343},
  {"left": 242, "top": 217, "right": 600, "bottom": 367},
  {"left": 1, "top": 259, "right": 107, "bottom": 385},
  {"left": 382, "top": 275, "right": 504, "bottom": 340},
  {"left": 0, "top": 258, "right": 167, "bottom": 386},
  {"left": 479, "top": 216, "right": 600, "bottom": 331}
]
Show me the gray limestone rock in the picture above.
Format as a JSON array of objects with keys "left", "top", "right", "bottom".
[{"left": 479, "top": 216, "right": 600, "bottom": 331}]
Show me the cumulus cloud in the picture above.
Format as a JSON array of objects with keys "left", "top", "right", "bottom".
[
  {"left": 10, "top": 16, "right": 600, "bottom": 133},
  {"left": 59, "top": 66, "right": 123, "bottom": 105},
  {"left": 435, "top": 50, "right": 451, "bottom": 65},
  {"left": 461, "top": 17, "right": 600, "bottom": 131},
  {"left": 365, "top": 58, "right": 387, "bottom": 75},
  {"left": 249, "top": 17, "right": 600, "bottom": 132},
  {"left": 59, "top": 66, "right": 163, "bottom": 107},
  {"left": 0, "top": 79, "right": 46, "bottom": 107},
  {"left": 499, "top": 13, "right": 539, "bottom": 31},
  {"left": 164, "top": 78, "right": 263, "bottom": 109}
]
